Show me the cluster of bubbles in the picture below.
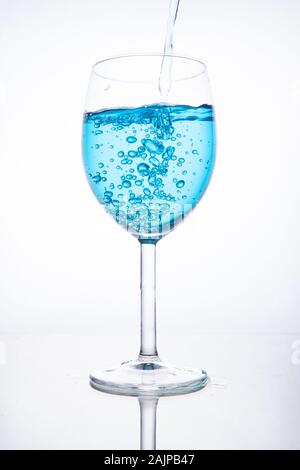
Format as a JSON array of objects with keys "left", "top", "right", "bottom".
[{"left": 86, "top": 105, "right": 209, "bottom": 238}]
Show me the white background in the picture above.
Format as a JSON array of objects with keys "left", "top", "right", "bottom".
[{"left": 0, "top": 0, "right": 300, "bottom": 336}]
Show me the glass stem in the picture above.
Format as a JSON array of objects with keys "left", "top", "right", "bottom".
[{"left": 139, "top": 242, "right": 158, "bottom": 358}]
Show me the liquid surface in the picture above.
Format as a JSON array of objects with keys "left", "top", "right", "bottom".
[
  {"left": 82, "top": 104, "right": 215, "bottom": 241},
  {"left": 159, "top": 0, "right": 180, "bottom": 100}
]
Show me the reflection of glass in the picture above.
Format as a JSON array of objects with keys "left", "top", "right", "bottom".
[
  {"left": 83, "top": 54, "right": 216, "bottom": 395},
  {"left": 139, "top": 397, "right": 158, "bottom": 450}
]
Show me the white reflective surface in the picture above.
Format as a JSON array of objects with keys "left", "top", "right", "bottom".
[{"left": 0, "top": 333, "right": 299, "bottom": 449}]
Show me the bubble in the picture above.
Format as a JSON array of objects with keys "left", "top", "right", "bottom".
[
  {"left": 104, "top": 191, "right": 113, "bottom": 198},
  {"left": 192, "top": 149, "right": 198, "bottom": 155},
  {"left": 109, "top": 158, "right": 114, "bottom": 162},
  {"left": 176, "top": 133, "right": 182, "bottom": 138},
  {"left": 148, "top": 175, "right": 157, "bottom": 187},
  {"left": 128, "top": 150, "right": 138, "bottom": 158},
  {"left": 109, "top": 183, "right": 115, "bottom": 189},
  {"left": 173, "top": 178, "right": 177, "bottom": 183},
  {"left": 166, "top": 146, "right": 175, "bottom": 157},
  {"left": 122, "top": 180, "right": 131, "bottom": 188},
  {"left": 137, "top": 163, "right": 150, "bottom": 176},
  {"left": 95, "top": 130, "right": 103, "bottom": 135},
  {"left": 178, "top": 158, "right": 185, "bottom": 163},
  {"left": 104, "top": 194, "right": 112, "bottom": 204},
  {"left": 135, "top": 180, "right": 143, "bottom": 186},
  {"left": 143, "top": 188, "right": 151, "bottom": 195},
  {"left": 102, "top": 170, "right": 107, "bottom": 174},
  {"left": 118, "top": 151, "right": 125, "bottom": 158},
  {"left": 117, "top": 184, "right": 122, "bottom": 190},
  {"left": 142, "top": 138, "right": 164, "bottom": 155},
  {"left": 176, "top": 180, "right": 185, "bottom": 189},
  {"left": 102, "top": 177, "right": 107, "bottom": 182},
  {"left": 95, "top": 144, "right": 100, "bottom": 149},
  {"left": 182, "top": 170, "right": 187, "bottom": 175},
  {"left": 138, "top": 146, "right": 146, "bottom": 153},
  {"left": 92, "top": 173, "right": 101, "bottom": 183},
  {"left": 126, "top": 136, "right": 137, "bottom": 144},
  {"left": 98, "top": 162, "right": 104, "bottom": 168},
  {"left": 149, "top": 156, "right": 160, "bottom": 166}
]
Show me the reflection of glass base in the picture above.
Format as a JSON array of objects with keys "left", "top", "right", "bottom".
[{"left": 90, "top": 356, "right": 208, "bottom": 397}]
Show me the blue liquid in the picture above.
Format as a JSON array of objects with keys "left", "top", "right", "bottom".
[{"left": 82, "top": 104, "right": 215, "bottom": 241}]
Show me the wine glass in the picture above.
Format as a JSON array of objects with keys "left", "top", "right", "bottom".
[{"left": 82, "top": 53, "right": 216, "bottom": 396}]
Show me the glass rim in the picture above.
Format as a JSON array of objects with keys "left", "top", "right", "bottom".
[{"left": 91, "top": 53, "right": 207, "bottom": 83}]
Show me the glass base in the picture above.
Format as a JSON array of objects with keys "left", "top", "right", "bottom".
[{"left": 90, "top": 356, "right": 208, "bottom": 397}]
